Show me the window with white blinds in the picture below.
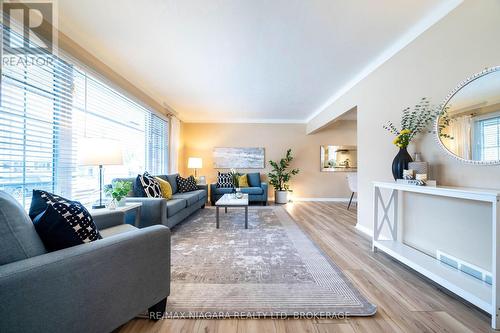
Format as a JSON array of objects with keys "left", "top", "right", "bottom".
[
  {"left": 0, "top": 25, "right": 169, "bottom": 208},
  {"left": 475, "top": 115, "right": 500, "bottom": 161}
]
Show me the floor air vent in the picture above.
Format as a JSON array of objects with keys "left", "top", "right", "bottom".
[{"left": 436, "top": 250, "right": 491, "bottom": 285}]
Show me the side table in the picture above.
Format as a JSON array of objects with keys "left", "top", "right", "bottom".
[{"left": 89, "top": 202, "right": 142, "bottom": 227}]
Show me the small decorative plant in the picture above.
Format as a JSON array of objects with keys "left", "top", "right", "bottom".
[
  {"left": 105, "top": 181, "right": 132, "bottom": 203},
  {"left": 383, "top": 97, "right": 442, "bottom": 148},
  {"left": 383, "top": 97, "right": 448, "bottom": 180},
  {"left": 229, "top": 168, "right": 242, "bottom": 188},
  {"left": 268, "top": 149, "right": 299, "bottom": 192}
]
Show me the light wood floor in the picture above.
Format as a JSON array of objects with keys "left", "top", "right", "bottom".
[{"left": 119, "top": 202, "right": 493, "bottom": 333}]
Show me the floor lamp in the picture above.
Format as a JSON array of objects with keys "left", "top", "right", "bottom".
[{"left": 79, "top": 138, "right": 123, "bottom": 209}]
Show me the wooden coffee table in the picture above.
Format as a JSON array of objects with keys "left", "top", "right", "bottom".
[{"left": 215, "top": 193, "right": 249, "bottom": 229}]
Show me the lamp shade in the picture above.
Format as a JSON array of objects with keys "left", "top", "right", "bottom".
[
  {"left": 78, "top": 137, "right": 123, "bottom": 166},
  {"left": 187, "top": 157, "right": 202, "bottom": 169}
]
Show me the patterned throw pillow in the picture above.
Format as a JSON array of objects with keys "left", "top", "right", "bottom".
[
  {"left": 139, "top": 172, "right": 162, "bottom": 198},
  {"left": 216, "top": 172, "right": 233, "bottom": 188},
  {"left": 29, "top": 190, "right": 101, "bottom": 251},
  {"left": 176, "top": 175, "right": 199, "bottom": 193},
  {"left": 155, "top": 177, "right": 173, "bottom": 199}
]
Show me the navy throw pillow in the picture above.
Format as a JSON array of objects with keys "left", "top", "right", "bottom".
[
  {"left": 247, "top": 173, "right": 261, "bottom": 187},
  {"left": 30, "top": 190, "right": 101, "bottom": 252},
  {"left": 177, "top": 175, "right": 198, "bottom": 193},
  {"left": 133, "top": 175, "right": 147, "bottom": 197}
]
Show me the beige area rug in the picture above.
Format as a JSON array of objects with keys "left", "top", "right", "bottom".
[{"left": 164, "top": 206, "right": 376, "bottom": 318}]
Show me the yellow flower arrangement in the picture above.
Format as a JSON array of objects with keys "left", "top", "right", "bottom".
[
  {"left": 383, "top": 97, "right": 442, "bottom": 149},
  {"left": 392, "top": 129, "right": 411, "bottom": 148}
]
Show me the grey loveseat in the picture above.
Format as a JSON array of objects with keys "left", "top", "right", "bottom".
[
  {"left": 0, "top": 191, "right": 171, "bottom": 333},
  {"left": 113, "top": 173, "right": 207, "bottom": 229}
]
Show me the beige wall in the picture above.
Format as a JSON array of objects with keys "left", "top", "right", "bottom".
[
  {"left": 306, "top": 0, "right": 500, "bottom": 269},
  {"left": 181, "top": 121, "right": 357, "bottom": 199}
]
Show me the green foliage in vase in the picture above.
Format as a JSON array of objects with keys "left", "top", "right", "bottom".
[
  {"left": 229, "top": 168, "right": 242, "bottom": 188},
  {"left": 105, "top": 181, "right": 132, "bottom": 202},
  {"left": 268, "top": 149, "right": 299, "bottom": 191},
  {"left": 383, "top": 97, "right": 450, "bottom": 148}
]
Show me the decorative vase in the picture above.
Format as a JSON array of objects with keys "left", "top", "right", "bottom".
[
  {"left": 108, "top": 199, "right": 117, "bottom": 210},
  {"left": 116, "top": 198, "right": 126, "bottom": 207},
  {"left": 235, "top": 188, "right": 243, "bottom": 199},
  {"left": 392, "top": 147, "right": 413, "bottom": 180},
  {"left": 275, "top": 190, "right": 288, "bottom": 204}
]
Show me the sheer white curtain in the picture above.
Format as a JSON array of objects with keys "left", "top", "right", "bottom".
[
  {"left": 450, "top": 115, "right": 472, "bottom": 160},
  {"left": 169, "top": 116, "right": 181, "bottom": 173}
]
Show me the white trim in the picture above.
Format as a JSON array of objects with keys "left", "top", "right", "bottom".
[
  {"left": 183, "top": 118, "right": 306, "bottom": 124},
  {"left": 305, "top": 0, "right": 463, "bottom": 124},
  {"left": 292, "top": 197, "right": 357, "bottom": 202},
  {"left": 355, "top": 223, "right": 372, "bottom": 237}
]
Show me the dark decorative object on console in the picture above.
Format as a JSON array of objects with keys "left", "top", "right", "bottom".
[
  {"left": 383, "top": 97, "right": 442, "bottom": 180},
  {"left": 391, "top": 147, "right": 413, "bottom": 180}
]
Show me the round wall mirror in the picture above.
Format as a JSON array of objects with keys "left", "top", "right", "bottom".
[{"left": 436, "top": 66, "right": 500, "bottom": 164}]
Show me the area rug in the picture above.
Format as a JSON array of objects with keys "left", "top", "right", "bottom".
[{"left": 164, "top": 206, "right": 376, "bottom": 318}]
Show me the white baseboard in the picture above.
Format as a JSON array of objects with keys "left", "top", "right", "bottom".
[
  {"left": 292, "top": 197, "right": 358, "bottom": 202},
  {"left": 355, "top": 224, "right": 372, "bottom": 237}
]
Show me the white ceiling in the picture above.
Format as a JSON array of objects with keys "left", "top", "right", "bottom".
[{"left": 57, "top": 0, "right": 461, "bottom": 123}]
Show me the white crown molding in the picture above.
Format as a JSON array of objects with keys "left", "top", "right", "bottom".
[
  {"left": 183, "top": 118, "right": 306, "bottom": 124},
  {"left": 305, "top": 0, "right": 463, "bottom": 124}
]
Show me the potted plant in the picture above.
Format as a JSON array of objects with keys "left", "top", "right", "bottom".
[
  {"left": 383, "top": 97, "right": 443, "bottom": 180},
  {"left": 105, "top": 181, "right": 132, "bottom": 208},
  {"left": 268, "top": 149, "right": 299, "bottom": 204},
  {"left": 229, "top": 169, "right": 243, "bottom": 198}
]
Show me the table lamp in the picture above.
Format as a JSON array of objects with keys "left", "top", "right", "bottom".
[
  {"left": 187, "top": 157, "right": 202, "bottom": 178},
  {"left": 79, "top": 138, "right": 123, "bottom": 209}
]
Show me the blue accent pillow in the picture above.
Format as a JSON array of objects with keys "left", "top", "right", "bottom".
[
  {"left": 134, "top": 175, "right": 147, "bottom": 197},
  {"left": 247, "top": 173, "right": 261, "bottom": 187},
  {"left": 30, "top": 190, "right": 101, "bottom": 252},
  {"left": 166, "top": 174, "right": 179, "bottom": 194}
]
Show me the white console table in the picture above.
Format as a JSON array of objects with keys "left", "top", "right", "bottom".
[{"left": 372, "top": 181, "right": 500, "bottom": 329}]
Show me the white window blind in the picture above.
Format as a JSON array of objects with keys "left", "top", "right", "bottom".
[
  {"left": 0, "top": 24, "right": 169, "bottom": 208},
  {"left": 476, "top": 115, "right": 500, "bottom": 161}
]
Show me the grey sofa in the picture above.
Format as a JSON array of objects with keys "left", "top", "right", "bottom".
[
  {"left": 113, "top": 173, "right": 207, "bottom": 229},
  {"left": 210, "top": 172, "right": 268, "bottom": 205},
  {"left": 0, "top": 191, "right": 171, "bottom": 333}
]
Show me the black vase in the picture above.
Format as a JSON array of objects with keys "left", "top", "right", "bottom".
[{"left": 391, "top": 147, "right": 413, "bottom": 180}]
